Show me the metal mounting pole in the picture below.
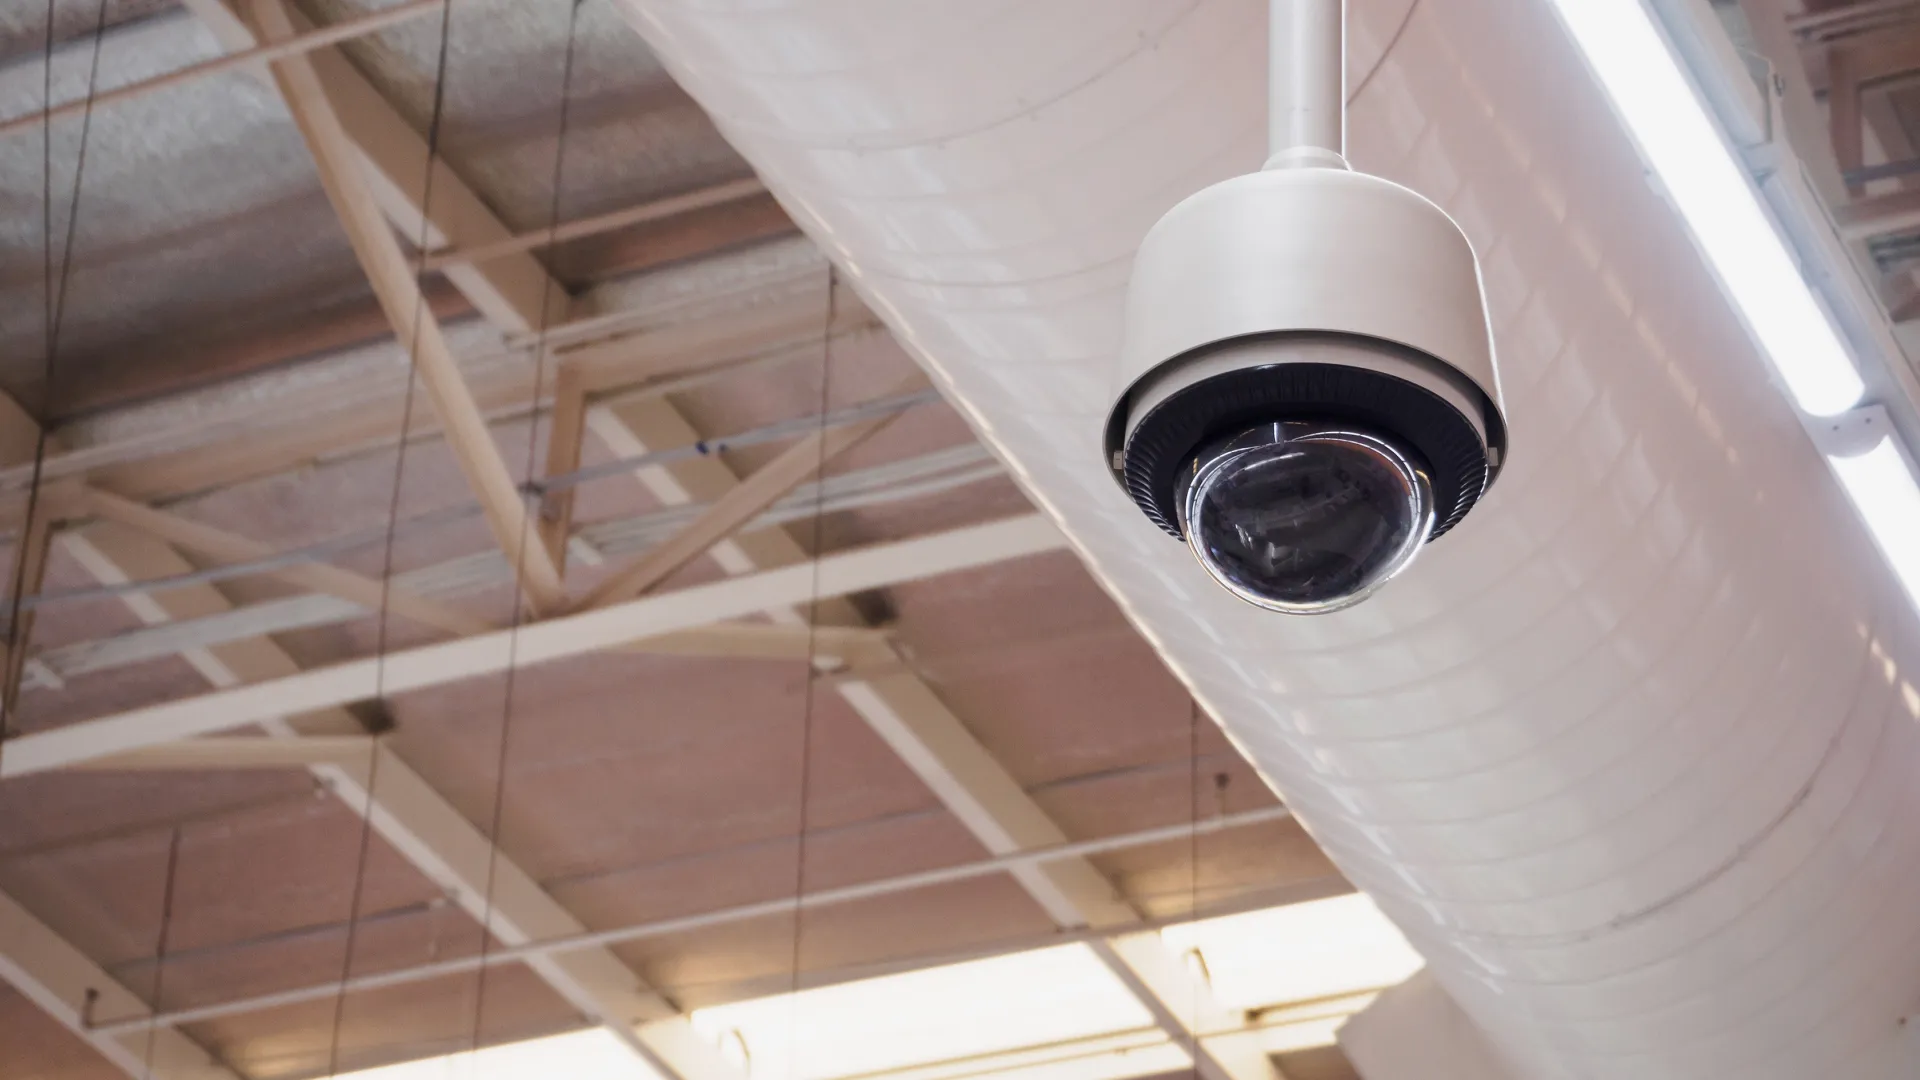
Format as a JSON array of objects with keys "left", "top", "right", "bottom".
[{"left": 1267, "top": 0, "right": 1348, "bottom": 169}]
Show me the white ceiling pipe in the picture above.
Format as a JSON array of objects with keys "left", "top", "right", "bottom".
[
  {"left": 1339, "top": 971, "right": 1522, "bottom": 1079},
  {"left": 608, "top": 0, "right": 1920, "bottom": 1076}
]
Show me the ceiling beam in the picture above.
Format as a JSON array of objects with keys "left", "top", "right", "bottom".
[
  {"left": 35, "top": 601, "right": 894, "bottom": 686},
  {"left": 51, "top": 523, "right": 740, "bottom": 1080},
  {"left": 539, "top": 364, "right": 589, "bottom": 575},
  {"left": 81, "top": 487, "right": 492, "bottom": 638},
  {"left": 0, "top": 889, "right": 240, "bottom": 1080},
  {"left": 43, "top": 273, "right": 851, "bottom": 525},
  {"left": 571, "top": 375, "right": 928, "bottom": 613},
  {"left": 92, "top": 808, "right": 1308, "bottom": 1034},
  {"left": 582, "top": 399, "right": 1282, "bottom": 1080},
  {"left": 1833, "top": 186, "right": 1920, "bottom": 237},
  {"left": 0, "top": 514, "right": 1063, "bottom": 776},
  {"left": 1829, "top": 46, "right": 1869, "bottom": 197},
  {"left": 1094, "top": 933, "right": 1285, "bottom": 1080},
  {"left": 69, "top": 734, "right": 376, "bottom": 771},
  {"left": 2, "top": 506, "right": 53, "bottom": 718},
  {"left": 419, "top": 177, "right": 768, "bottom": 272},
  {"left": 241, "top": 0, "right": 567, "bottom": 613},
  {"left": 584, "top": 399, "right": 1137, "bottom": 920},
  {"left": 0, "top": 406, "right": 237, "bottom": 1080},
  {"left": 1807, "top": 25, "right": 1920, "bottom": 94},
  {"left": 0, "top": 390, "right": 53, "bottom": 714},
  {"left": 582, "top": 389, "right": 1293, "bottom": 1080}
]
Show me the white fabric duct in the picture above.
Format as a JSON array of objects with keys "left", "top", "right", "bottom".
[
  {"left": 609, "top": 0, "right": 1920, "bottom": 1075},
  {"left": 1340, "top": 971, "right": 1523, "bottom": 1078}
]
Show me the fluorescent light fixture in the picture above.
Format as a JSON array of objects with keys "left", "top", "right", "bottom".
[
  {"left": 1160, "top": 894, "right": 1424, "bottom": 1011},
  {"left": 1546, "top": 0, "right": 1864, "bottom": 416},
  {"left": 1243, "top": 1014, "right": 1348, "bottom": 1055},
  {"left": 897, "top": 1035, "right": 1191, "bottom": 1080},
  {"left": 336, "top": 1029, "right": 663, "bottom": 1080},
  {"left": 689, "top": 944, "right": 1154, "bottom": 1080},
  {"left": 1830, "top": 437, "right": 1920, "bottom": 610},
  {"left": 994, "top": 1043, "right": 1190, "bottom": 1080}
]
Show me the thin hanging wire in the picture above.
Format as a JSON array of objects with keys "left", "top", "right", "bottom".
[
  {"left": 138, "top": 827, "right": 185, "bottom": 1080},
  {"left": 321, "top": 0, "right": 460, "bottom": 1069},
  {"left": 462, "top": 0, "right": 588, "bottom": 1058},
  {"left": 782, "top": 263, "right": 841, "bottom": 1080},
  {"left": 2, "top": 0, "right": 111, "bottom": 744},
  {"left": 1188, "top": 696, "right": 1203, "bottom": 1079}
]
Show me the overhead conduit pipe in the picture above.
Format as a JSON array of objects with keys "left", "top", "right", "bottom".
[{"left": 609, "top": 0, "right": 1920, "bottom": 1075}]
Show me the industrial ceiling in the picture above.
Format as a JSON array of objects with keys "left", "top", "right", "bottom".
[
  {"left": 6, "top": 1, "right": 1920, "bottom": 1080},
  {"left": 0, "top": 0, "right": 1375, "bottom": 1079}
]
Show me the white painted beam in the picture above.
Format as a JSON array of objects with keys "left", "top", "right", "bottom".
[
  {"left": 0, "top": 515, "right": 1062, "bottom": 776},
  {"left": 70, "top": 735, "right": 376, "bottom": 771},
  {"left": 0, "top": 890, "right": 239, "bottom": 1080},
  {"left": 243, "top": 0, "right": 568, "bottom": 613},
  {"left": 1093, "top": 933, "right": 1283, "bottom": 1080},
  {"left": 48, "top": 525, "right": 743, "bottom": 1080},
  {"left": 582, "top": 402, "right": 1281, "bottom": 1080}
]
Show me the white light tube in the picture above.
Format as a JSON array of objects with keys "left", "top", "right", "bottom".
[
  {"left": 1546, "top": 0, "right": 1865, "bottom": 416},
  {"left": 1831, "top": 437, "right": 1920, "bottom": 611}
]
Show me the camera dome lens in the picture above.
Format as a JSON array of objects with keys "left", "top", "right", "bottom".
[{"left": 1175, "top": 422, "right": 1435, "bottom": 614}]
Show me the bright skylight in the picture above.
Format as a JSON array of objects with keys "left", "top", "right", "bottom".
[
  {"left": 1160, "top": 893, "right": 1424, "bottom": 1011},
  {"left": 326, "top": 892, "right": 1412, "bottom": 1080},
  {"left": 335, "top": 1029, "right": 663, "bottom": 1080},
  {"left": 1545, "top": 0, "right": 1865, "bottom": 416},
  {"left": 688, "top": 944, "right": 1155, "bottom": 1080}
]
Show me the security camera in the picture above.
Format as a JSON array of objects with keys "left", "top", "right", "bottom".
[{"left": 1103, "top": 166, "right": 1508, "bottom": 615}]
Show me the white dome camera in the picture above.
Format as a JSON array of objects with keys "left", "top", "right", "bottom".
[{"left": 1103, "top": 3, "right": 1507, "bottom": 615}]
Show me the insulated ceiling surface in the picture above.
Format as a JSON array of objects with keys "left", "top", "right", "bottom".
[
  {"left": 0, "top": 7, "right": 357, "bottom": 412},
  {"left": 305, "top": 0, "right": 752, "bottom": 228},
  {"left": 0, "top": 0, "right": 178, "bottom": 63},
  {"left": 0, "top": 0, "right": 754, "bottom": 416}
]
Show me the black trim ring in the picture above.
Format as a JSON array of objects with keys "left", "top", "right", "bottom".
[{"left": 1122, "top": 360, "right": 1491, "bottom": 541}]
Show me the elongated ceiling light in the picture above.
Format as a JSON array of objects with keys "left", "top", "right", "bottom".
[
  {"left": 1546, "top": 0, "right": 1864, "bottom": 417},
  {"left": 1548, "top": 0, "right": 1920, "bottom": 610},
  {"left": 1830, "top": 437, "right": 1920, "bottom": 609}
]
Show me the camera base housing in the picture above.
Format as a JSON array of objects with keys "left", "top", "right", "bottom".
[{"left": 1105, "top": 167, "right": 1508, "bottom": 539}]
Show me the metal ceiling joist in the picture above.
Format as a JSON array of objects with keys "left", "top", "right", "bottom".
[
  {"left": 88, "top": 807, "right": 1307, "bottom": 1035},
  {"left": 1834, "top": 187, "right": 1920, "bottom": 237},
  {"left": 583, "top": 403, "right": 1281, "bottom": 1080},
  {"left": 239, "top": 0, "right": 567, "bottom": 614},
  {"left": 571, "top": 374, "right": 929, "bottom": 613},
  {"left": 81, "top": 487, "right": 491, "bottom": 638},
  {"left": 837, "top": 669, "right": 1281, "bottom": 1080},
  {"left": 539, "top": 364, "right": 590, "bottom": 574},
  {"left": 585, "top": 397, "right": 1136, "bottom": 915},
  {"left": 0, "top": 514, "right": 1063, "bottom": 776},
  {"left": 1096, "top": 932, "right": 1285, "bottom": 1080},
  {"left": 0, "top": 888, "right": 239, "bottom": 1080},
  {"left": 0, "top": 409, "right": 235, "bottom": 1080},
  {"left": 63, "top": 290, "right": 863, "bottom": 519},
  {"left": 51, "top": 523, "right": 744, "bottom": 1080},
  {"left": 69, "top": 734, "right": 377, "bottom": 771},
  {"left": 0, "top": 394, "right": 53, "bottom": 713},
  {"left": 419, "top": 177, "right": 769, "bottom": 272}
]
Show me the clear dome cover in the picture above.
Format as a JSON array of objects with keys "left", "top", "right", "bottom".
[{"left": 1175, "top": 422, "right": 1435, "bottom": 614}]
